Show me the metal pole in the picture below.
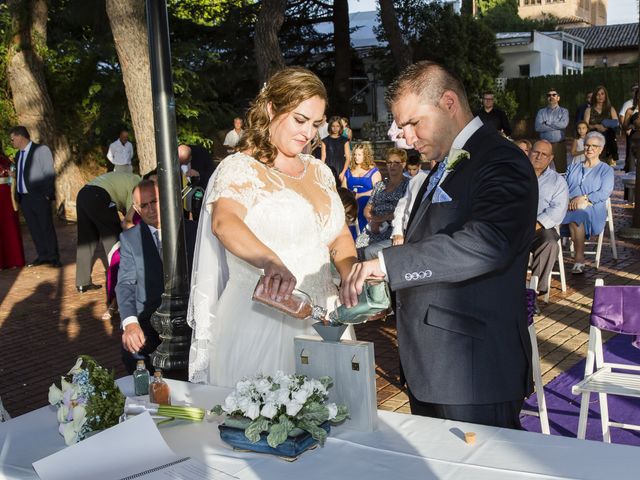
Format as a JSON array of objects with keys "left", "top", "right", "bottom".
[{"left": 146, "top": 0, "right": 191, "bottom": 375}]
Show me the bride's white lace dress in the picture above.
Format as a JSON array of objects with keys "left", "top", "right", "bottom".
[{"left": 188, "top": 153, "right": 353, "bottom": 387}]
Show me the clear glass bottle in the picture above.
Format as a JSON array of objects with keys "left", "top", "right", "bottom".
[
  {"left": 133, "top": 360, "right": 150, "bottom": 396},
  {"left": 252, "top": 276, "right": 328, "bottom": 322},
  {"left": 149, "top": 370, "right": 171, "bottom": 405}
]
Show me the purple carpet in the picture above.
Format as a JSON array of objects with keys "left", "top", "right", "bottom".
[{"left": 521, "top": 334, "right": 640, "bottom": 446}]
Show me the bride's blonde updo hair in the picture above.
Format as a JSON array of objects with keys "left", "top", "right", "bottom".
[{"left": 236, "top": 67, "right": 328, "bottom": 167}]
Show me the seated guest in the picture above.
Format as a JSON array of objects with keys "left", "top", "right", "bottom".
[
  {"left": 337, "top": 187, "right": 359, "bottom": 228},
  {"left": 561, "top": 131, "right": 614, "bottom": 274},
  {"left": 515, "top": 139, "right": 532, "bottom": 156},
  {"left": 392, "top": 155, "right": 428, "bottom": 246},
  {"left": 356, "top": 148, "right": 410, "bottom": 259},
  {"left": 117, "top": 179, "right": 197, "bottom": 373},
  {"left": 528, "top": 140, "right": 569, "bottom": 296},
  {"left": 404, "top": 154, "right": 426, "bottom": 178},
  {"left": 342, "top": 143, "right": 381, "bottom": 236}
]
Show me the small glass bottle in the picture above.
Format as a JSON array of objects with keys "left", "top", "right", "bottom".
[
  {"left": 133, "top": 360, "right": 150, "bottom": 396},
  {"left": 252, "top": 276, "right": 328, "bottom": 322},
  {"left": 149, "top": 370, "right": 171, "bottom": 405}
]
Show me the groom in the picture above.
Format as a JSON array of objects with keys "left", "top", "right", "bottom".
[{"left": 341, "top": 61, "right": 537, "bottom": 429}]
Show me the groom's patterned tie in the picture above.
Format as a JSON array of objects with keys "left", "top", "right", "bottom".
[
  {"left": 421, "top": 155, "right": 449, "bottom": 201},
  {"left": 153, "top": 229, "right": 163, "bottom": 260}
]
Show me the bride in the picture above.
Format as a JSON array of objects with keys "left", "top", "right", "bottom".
[{"left": 187, "top": 67, "right": 358, "bottom": 386}]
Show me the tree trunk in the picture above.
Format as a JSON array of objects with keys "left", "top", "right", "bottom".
[
  {"left": 6, "top": 0, "right": 85, "bottom": 220},
  {"left": 332, "top": 0, "right": 351, "bottom": 115},
  {"left": 254, "top": 0, "right": 287, "bottom": 86},
  {"left": 106, "top": 0, "right": 156, "bottom": 174},
  {"left": 379, "top": 0, "right": 412, "bottom": 72}
]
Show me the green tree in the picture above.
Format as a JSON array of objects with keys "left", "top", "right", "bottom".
[
  {"left": 376, "top": 2, "right": 503, "bottom": 100},
  {"left": 475, "top": 0, "right": 558, "bottom": 32}
]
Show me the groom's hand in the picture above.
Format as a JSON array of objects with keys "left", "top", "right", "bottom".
[{"left": 340, "top": 259, "right": 385, "bottom": 308}]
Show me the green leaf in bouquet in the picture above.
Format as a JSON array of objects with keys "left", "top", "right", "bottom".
[
  {"left": 298, "top": 402, "right": 329, "bottom": 424},
  {"left": 319, "top": 376, "right": 333, "bottom": 389},
  {"left": 245, "top": 416, "right": 270, "bottom": 444},
  {"left": 267, "top": 414, "right": 294, "bottom": 448},
  {"left": 211, "top": 405, "right": 224, "bottom": 416},
  {"left": 297, "top": 420, "right": 328, "bottom": 446},
  {"left": 265, "top": 422, "right": 289, "bottom": 448},
  {"left": 333, "top": 405, "right": 349, "bottom": 423}
]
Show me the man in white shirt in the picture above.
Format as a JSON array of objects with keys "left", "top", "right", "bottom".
[
  {"left": 107, "top": 129, "right": 134, "bottom": 173},
  {"left": 223, "top": 117, "right": 244, "bottom": 152},
  {"left": 392, "top": 155, "right": 428, "bottom": 246},
  {"left": 528, "top": 140, "right": 569, "bottom": 297}
]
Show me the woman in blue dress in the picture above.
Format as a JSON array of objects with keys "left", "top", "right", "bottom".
[
  {"left": 562, "top": 131, "right": 614, "bottom": 274},
  {"left": 356, "top": 148, "right": 410, "bottom": 260},
  {"left": 341, "top": 143, "right": 382, "bottom": 237}
]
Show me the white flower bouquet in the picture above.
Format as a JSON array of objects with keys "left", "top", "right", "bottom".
[
  {"left": 48, "top": 355, "right": 126, "bottom": 445},
  {"left": 211, "top": 371, "right": 348, "bottom": 448},
  {"left": 49, "top": 356, "right": 205, "bottom": 445}
]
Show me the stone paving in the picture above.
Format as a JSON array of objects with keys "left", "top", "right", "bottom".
[{"left": 1, "top": 169, "right": 639, "bottom": 419}]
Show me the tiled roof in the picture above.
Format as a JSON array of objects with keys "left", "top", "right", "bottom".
[
  {"left": 564, "top": 23, "right": 639, "bottom": 51},
  {"left": 556, "top": 15, "right": 590, "bottom": 26}
]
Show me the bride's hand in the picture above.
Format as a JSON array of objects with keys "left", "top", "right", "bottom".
[{"left": 258, "top": 257, "right": 297, "bottom": 302}]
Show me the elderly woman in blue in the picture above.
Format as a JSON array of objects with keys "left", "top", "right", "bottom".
[{"left": 562, "top": 131, "right": 614, "bottom": 274}]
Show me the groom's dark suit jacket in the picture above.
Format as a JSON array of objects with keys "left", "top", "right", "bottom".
[{"left": 383, "top": 124, "right": 538, "bottom": 405}]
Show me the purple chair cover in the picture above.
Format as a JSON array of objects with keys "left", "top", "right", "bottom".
[
  {"left": 525, "top": 289, "right": 536, "bottom": 327},
  {"left": 106, "top": 249, "right": 121, "bottom": 304},
  {"left": 591, "top": 286, "right": 640, "bottom": 349}
]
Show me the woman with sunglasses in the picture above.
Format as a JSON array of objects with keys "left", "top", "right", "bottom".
[{"left": 561, "top": 131, "right": 614, "bottom": 274}]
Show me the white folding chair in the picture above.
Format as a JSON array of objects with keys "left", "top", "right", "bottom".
[
  {"left": 544, "top": 227, "right": 567, "bottom": 302},
  {"left": 568, "top": 198, "right": 618, "bottom": 269},
  {"left": 521, "top": 276, "right": 551, "bottom": 434},
  {"left": 571, "top": 279, "right": 640, "bottom": 442},
  {"left": 528, "top": 226, "right": 566, "bottom": 303}
]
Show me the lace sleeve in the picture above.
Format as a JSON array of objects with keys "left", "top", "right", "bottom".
[
  {"left": 307, "top": 155, "right": 338, "bottom": 192},
  {"left": 205, "top": 154, "right": 265, "bottom": 213}
]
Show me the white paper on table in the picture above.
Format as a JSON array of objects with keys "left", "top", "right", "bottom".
[{"left": 32, "top": 412, "right": 237, "bottom": 480}]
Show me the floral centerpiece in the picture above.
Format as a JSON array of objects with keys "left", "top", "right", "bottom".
[
  {"left": 212, "top": 371, "right": 348, "bottom": 453},
  {"left": 49, "top": 355, "right": 205, "bottom": 445}
]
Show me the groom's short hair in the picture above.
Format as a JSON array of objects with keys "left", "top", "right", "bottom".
[{"left": 385, "top": 61, "right": 471, "bottom": 113}]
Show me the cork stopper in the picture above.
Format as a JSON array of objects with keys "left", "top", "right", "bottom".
[{"left": 464, "top": 432, "right": 476, "bottom": 445}]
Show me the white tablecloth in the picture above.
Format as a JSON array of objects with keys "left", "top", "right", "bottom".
[{"left": 1, "top": 377, "right": 638, "bottom": 479}]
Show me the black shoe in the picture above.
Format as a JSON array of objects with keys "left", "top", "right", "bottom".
[
  {"left": 76, "top": 284, "right": 102, "bottom": 293},
  {"left": 27, "top": 258, "right": 46, "bottom": 267},
  {"left": 50, "top": 260, "right": 62, "bottom": 268}
]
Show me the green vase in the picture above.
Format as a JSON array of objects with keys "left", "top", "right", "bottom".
[{"left": 328, "top": 280, "right": 391, "bottom": 324}]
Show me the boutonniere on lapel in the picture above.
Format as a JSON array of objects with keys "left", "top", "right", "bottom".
[{"left": 446, "top": 148, "right": 470, "bottom": 172}]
